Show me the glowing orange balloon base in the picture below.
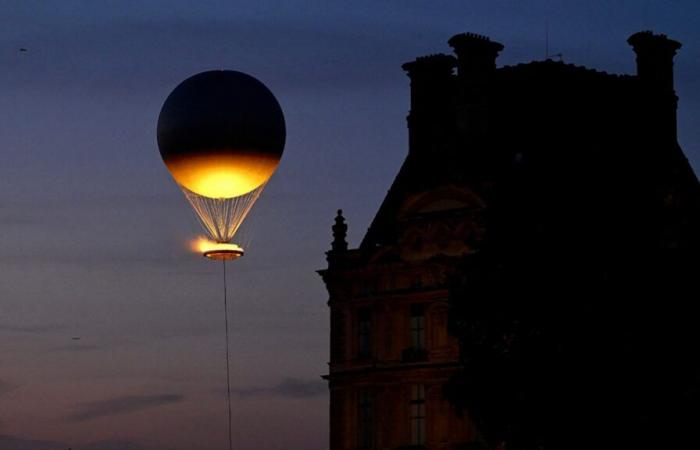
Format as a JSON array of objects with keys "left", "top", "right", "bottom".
[
  {"left": 191, "top": 237, "right": 244, "bottom": 261},
  {"left": 203, "top": 248, "right": 244, "bottom": 261},
  {"left": 164, "top": 152, "right": 279, "bottom": 199}
]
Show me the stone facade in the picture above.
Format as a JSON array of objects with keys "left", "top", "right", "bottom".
[{"left": 319, "top": 30, "right": 697, "bottom": 450}]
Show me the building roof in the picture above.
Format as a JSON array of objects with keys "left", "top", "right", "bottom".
[{"left": 355, "top": 31, "right": 698, "bottom": 253}]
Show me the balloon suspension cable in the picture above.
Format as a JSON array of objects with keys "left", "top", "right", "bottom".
[{"left": 222, "top": 259, "right": 233, "bottom": 450}]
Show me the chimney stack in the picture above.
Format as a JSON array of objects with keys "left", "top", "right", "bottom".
[
  {"left": 628, "top": 31, "right": 682, "bottom": 142},
  {"left": 448, "top": 33, "right": 503, "bottom": 143},
  {"left": 448, "top": 32, "right": 504, "bottom": 83},
  {"left": 402, "top": 54, "right": 456, "bottom": 156},
  {"left": 628, "top": 31, "right": 681, "bottom": 92}
]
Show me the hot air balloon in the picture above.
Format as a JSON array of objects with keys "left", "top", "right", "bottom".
[
  {"left": 157, "top": 70, "right": 285, "bottom": 260},
  {"left": 157, "top": 70, "right": 285, "bottom": 450}
]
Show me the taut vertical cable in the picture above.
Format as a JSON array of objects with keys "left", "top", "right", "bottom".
[{"left": 222, "top": 259, "right": 232, "bottom": 450}]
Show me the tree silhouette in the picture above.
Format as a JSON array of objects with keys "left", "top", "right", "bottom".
[{"left": 447, "top": 165, "right": 700, "bottom": 450}]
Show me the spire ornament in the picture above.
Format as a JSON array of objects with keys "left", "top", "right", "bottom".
[{"left": 331, "top": 209, "right": 348, "bottom": 252}]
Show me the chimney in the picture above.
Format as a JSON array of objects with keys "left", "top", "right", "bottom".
[
  {"left": 628, "top": 31, "right": 682, "bottom": 142},
  {"left": 448, "top": 32, "right": 504, "bottom": 83},
  {"left": 448, "top": 33, "right": 503, "bottom": 143},
  {"left": 402, "top": 54, "right": 456, "bottom": 156},
  {"left": 628, "top": 31, "right": 682, "bottom": 92}
]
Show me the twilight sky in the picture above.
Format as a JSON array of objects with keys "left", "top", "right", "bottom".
[{"left": 1, "top": 1, "right": 698, "bottom": 449}]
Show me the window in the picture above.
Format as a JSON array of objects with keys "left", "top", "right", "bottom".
[
  {"left": 410, "top": 305, "right": 426, "bottom": 351},
  {"left": 358, "top": 390, "right": 373, "bottom": 450},
  {"left": 410, "top": 384, "right": 426, "bottom": 446},
  {"left": 410, "top": 277, "right": 423, "bottom": 289},
  {"left": 331, "top": 310, "right": 346, "bottom": 361},
  {"left": 359, "top": 278, "right": 377, "bottom": 296},
  {"left": 358, "top": 308, "right": 371, "bottom": 358}
]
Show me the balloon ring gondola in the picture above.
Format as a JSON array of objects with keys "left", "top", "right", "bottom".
[{"left": 203, "top": 246, "right": 244, "bottom": 261}]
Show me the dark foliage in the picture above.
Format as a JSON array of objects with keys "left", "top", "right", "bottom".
[{"left": 447, "top": 159, "right": 700, "bottom": 450}]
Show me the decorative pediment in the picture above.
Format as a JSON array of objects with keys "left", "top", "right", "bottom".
[
  {"left": 395, "top": 186, "right": 485, "bottom": 262},
  {"left": 397, "top": 186, "right": 485, "bottom": 220}
]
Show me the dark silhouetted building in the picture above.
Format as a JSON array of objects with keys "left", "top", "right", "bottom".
[{"left": 319, "top": 31, "right": 699, "bottom": 450}]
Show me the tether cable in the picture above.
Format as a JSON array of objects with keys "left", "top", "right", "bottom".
[{"left": 222, "top": 259, "right": 232, "bottom": 450}]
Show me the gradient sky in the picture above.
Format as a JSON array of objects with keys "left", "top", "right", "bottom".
[{"left": 1, "top": 1, "right": 698, "bottom": 449}]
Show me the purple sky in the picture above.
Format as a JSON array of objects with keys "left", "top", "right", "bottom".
[{"left": 1, "top": 1, "right": 698, "bottom": 449}]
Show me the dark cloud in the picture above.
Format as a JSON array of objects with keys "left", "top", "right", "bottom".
[
  {"left": 80, "top": 440, "right": 164, "bottom": 450},
  {"left": 0, "top": 434, "right": 66, "bottom": 450},
  {"left": 0, "top": 323, "right": 67, "bottom": 334},
  {"left": 67, "top": 394, "right": 183, "bottom": 422},
  {"left": 0, "top": 435, "right": 162, "bottom": 450},
  {"left": 230, "top": 377, "right": 326, "bottom": 399}
]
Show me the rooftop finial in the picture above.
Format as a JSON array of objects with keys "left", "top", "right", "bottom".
[{"left": 331, "top": 209, "right": 348, "bottom": 252}]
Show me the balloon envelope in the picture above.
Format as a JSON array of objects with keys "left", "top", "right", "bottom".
[{"left": 157, "top": 70, "right": 285, "bottom": 198}]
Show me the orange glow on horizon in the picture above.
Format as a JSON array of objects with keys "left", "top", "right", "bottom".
[{"left": 165, "top": 152, "right": 279, "bottom": 198}]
